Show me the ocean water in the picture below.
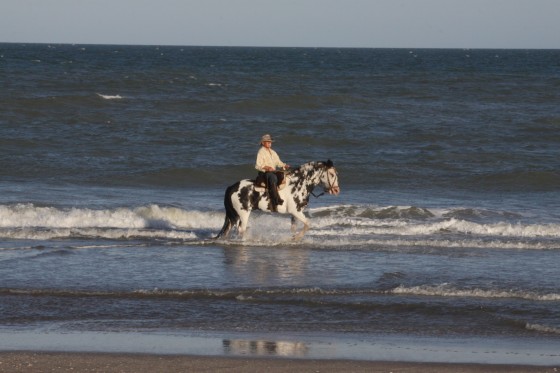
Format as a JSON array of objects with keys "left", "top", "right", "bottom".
[{"left": 1, "top": 44, "right": 560, "bottom": 361}]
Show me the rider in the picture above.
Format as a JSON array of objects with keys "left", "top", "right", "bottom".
[{"left": 255, "top": 134, "right": 289, "bottom": 211}]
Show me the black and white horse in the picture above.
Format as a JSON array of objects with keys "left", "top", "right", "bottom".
[{"left": 216, "top": 160, "right": 340, "bottom": 241}]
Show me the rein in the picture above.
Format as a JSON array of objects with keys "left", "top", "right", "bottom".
[{"left": 311, "top": 166, "right": 337, "bottom": 198}]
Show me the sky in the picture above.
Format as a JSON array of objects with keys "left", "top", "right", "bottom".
[{"left": 1, "top": 0, "right": 559, "bottom": 49}]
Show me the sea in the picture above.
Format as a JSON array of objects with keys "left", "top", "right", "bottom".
[{"left": 1, "top": 43, "right": 559, "bottom": 364}]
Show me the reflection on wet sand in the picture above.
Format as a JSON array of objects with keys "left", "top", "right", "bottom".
[{"left": 223, "top": 339, "right": 309, "bottom": 357}]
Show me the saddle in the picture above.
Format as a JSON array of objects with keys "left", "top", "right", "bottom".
[{"left": 254, "top": 171, "right": 286, "bottom": 191}]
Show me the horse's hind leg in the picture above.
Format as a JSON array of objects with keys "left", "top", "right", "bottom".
[
  {"left": 290, "top": 216, "right": 298, "bottom": 235},
  {"left": 237, "top": 210, "right": 251, "bottom": 239},
  {"left": 293, "top": 223, "right": 310, "bottom": 241},
  {"left": 216, "top": 217, "right": 232, "bottom": 239}
]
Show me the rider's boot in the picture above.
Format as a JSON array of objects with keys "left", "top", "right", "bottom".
[{"left": 269, "top": 187, "right": 283, "bottom": 212}]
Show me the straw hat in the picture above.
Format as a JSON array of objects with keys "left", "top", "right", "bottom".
[{"left": 261, "top": 134, "right": 274, "bottom": 143}]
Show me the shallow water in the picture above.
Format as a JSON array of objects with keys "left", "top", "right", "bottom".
[{"left": 1, "top": 44, "right": 559, "bottom": 359}]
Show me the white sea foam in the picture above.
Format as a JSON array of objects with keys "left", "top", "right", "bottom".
[
  {"left": 391, "top": 284, "right": 560, "bottom": 302},
  {"left": 0, "top": 203, "right": 222, "bottom": 240},
  {"left": 311, "top": 215, "right": 560, "bottom": 238},
  {"left": 0, "top": 228, "right": 199, "bottom": 241},
  {"left": 306, "top": 205, "right": 560, "bottom": 243},
  {"left": 525, "top": 323, "right": 560, "bottom": 334},
  {"left": 97, "top": 93, "right": 123, "bottom": 100},
  {"left": 305, "top": 236, "right": 559, "bottom": 251},
  {"left": 1, "top": 203, "right": 559, "bottom": 248}
]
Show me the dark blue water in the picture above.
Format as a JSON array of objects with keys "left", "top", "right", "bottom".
[{"left": 1, "top": 44, "right": 559, "bottom": 359}]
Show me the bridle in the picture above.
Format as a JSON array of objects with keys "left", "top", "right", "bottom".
[{"left": 312, "top": 166, "right": 339, "bottom": 198}]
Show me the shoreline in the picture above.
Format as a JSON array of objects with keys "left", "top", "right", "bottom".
[
  {"left": 0, "top": 352, "right": 557, "bottom": 373},
  {"left": 1, "top": 330, "right": 559, "bottom": 369}
]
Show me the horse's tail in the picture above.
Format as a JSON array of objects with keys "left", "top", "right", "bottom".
[{"left": 215, "top": 182, "right": 240, "bottom": 239}]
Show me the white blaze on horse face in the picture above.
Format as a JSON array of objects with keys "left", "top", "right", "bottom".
[{"left": 324, "top": 167, "right": 340, "bottom": 195}]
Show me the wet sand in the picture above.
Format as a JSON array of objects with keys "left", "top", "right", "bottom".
[{"left": 0, "top": 352, "right": 557, "bottom": 373}]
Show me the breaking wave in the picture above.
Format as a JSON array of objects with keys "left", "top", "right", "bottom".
[
  {"left": 525, "top": 323, "right": 560, "bottom": 335},
  {"left": 3, "top": 284, "right": 559, "bottom": 303},
  {"left": 0, "top": 203, "right": 559, "bottom": 251},
  {"left": 390, "top": 284, "right": 560, "bottom": 302},
  {"left": 97, "top": 93, "right": 123, "bottom": 100}
]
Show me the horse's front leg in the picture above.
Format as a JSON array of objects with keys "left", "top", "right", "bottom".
[{"left": 291, "top": 212, "right": 309, "bottom": 241}]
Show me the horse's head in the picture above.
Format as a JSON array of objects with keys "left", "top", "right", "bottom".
[{"left": 320, "top": 160, "right": 340, "bottom": 195}]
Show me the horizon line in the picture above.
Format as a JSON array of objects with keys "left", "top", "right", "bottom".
[{"left": 1, "top": 41, "right": 559, "bottom": 51}]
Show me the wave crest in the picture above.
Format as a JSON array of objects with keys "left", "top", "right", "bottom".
[
  {"left": 525, "top": 323, "right": 560, "bottom": 335},
  {"left": 390, "top": 284, "right": 560, "bottom": 302},
  {"left": 1, "top": 203, "right": 559, "bottom": 248},
  {"left": 97, "top": 93, "right": 123, "bottom": 100}
]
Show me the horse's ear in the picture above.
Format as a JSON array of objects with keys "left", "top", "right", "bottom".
[{"left": 325, "top": 159, "right": 334, "bottom": 168}]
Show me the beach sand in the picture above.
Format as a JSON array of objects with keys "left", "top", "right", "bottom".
[{"left": 0, "top": 352, "right": 557, "bottom": 373}]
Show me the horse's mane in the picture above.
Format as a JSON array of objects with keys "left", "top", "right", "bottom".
[{"left": 287, "top": 160, "right": 334, "bottom": 175}]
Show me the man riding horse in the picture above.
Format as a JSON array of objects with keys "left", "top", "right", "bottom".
[
  {"left": 255, "top": 134, "right": 290, "bottom": 212},
  {"left": 216, "top": 132, "right": 340, "bottom": 241}
]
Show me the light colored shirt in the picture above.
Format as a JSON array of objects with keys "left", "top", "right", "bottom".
[{"left": 255, "top": 146, "right": 286, "bottom": 172}]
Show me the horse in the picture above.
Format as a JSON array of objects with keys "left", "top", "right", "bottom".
[{"left": 216, "top": 160, "right": 340, "bottom": 241}]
